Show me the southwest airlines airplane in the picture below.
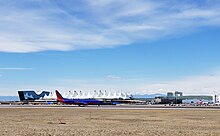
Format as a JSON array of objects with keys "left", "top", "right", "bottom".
[{"left": 55, "top": 90, "right": 104, "bottom": 106}]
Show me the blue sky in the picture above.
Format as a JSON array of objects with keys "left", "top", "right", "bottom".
[{"left": 0, "top": 0, "right": 220, "bottom": 95}]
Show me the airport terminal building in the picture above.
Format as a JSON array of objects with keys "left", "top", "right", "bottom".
[
  {"left": 18, "top": 90, "right": 133, "bottom": 102},
  {"left": 17, "top": 90, "right": 218, "bottom": 105}
]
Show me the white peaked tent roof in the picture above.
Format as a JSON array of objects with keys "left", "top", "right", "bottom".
[
  {"left": 42, "top": 91, "right": 57, "bottom": 99},
  {"left": 43, "top": 90, "right": 132, "bottom": 100}
]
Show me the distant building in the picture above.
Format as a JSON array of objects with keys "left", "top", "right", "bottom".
[
  {"left": 213, "top": 94, "right": 220, "bottom": 103},
  {"left": 154, "top": 96, "right": 182, "bottom": 104},
  {"left": 154, "top": 91, "right": 183, "bottom": 104},
  {"left": 18, "top": 90, "right": 132, "bottom": 102},
  {"left": 155, "top": 91, "right": 214, "bottom": 104},
  {"left": 167, "top": 92, "right": 173, "bottom": 98},
  {"left": 59, "top": 90, "right": 132, "bottom": 100},
  {"left": 174, "top": 91, "right": 183, "bottom": 97}
]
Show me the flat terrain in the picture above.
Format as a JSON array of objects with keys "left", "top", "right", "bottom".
[{"left": 0, "top": 107, "right": 220, "bottom": 136}]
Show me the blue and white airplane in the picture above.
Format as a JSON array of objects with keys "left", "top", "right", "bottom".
[{"left": 55, "top": 90, "right": 104, "bottom": 106}]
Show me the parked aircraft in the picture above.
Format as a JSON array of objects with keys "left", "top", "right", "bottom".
[{"left": 55, "top": 90, "right": 104, "bottom": 106}]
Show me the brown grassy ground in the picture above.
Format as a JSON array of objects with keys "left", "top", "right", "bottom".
[{"left": 0, "top": 108, "right": 219, "bottom": 136}]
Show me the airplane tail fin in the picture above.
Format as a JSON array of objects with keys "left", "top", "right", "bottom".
[{"left": 55, "top": 90, "right": 64, "bottom": 103}]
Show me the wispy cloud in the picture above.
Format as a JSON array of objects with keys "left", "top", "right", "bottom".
[
  {"left": 0, "top": 0, "right": 220, "bottom": 53},
  {"left": 106, "top": 75, "right": 121, "bottom": 80},
  {"left": 1, "top": 72, "right": 220, "bottom": 95},
  {"left": 0, "top": 68, "right": 34, "bottom": 70},
  {"left": 140, "top": 70, "right": 220, "bottom": 95}
]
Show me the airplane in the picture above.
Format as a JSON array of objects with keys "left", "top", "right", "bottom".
[{"left": 55, "top": 90, "right": 104, "bottom": 106}]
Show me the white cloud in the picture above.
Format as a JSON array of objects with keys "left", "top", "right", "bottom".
[
  {"left": 106, "top": 75, "right": 121, "bottom": 80},
  {"left": 0, "top": 0, "right": 220, "bottom": 53},
  {"left": 140, "top": 71, "right": 220, "bottom": 95},
  {"left": 2, "top": 72, "right": 220, "bottom": 96}
]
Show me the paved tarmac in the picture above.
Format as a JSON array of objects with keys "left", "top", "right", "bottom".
[{"left": 0, "top": 104, "right": 220, "bottom": 110}]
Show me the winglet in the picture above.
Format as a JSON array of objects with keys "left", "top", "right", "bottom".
[{"left": 55, "top": 90, "right": 64, "bottom": 103}]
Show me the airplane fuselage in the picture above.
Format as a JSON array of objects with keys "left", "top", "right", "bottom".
[
  {"left": 61, "top": 98, "right": 104, "bottom": 105},
  {"left": 56, "top": 90, "right": 104, "bottom": 106}
]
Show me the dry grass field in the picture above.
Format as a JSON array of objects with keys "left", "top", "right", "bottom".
[{"left": 0, "top": 108, "right": 220, "bottom": 136}]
